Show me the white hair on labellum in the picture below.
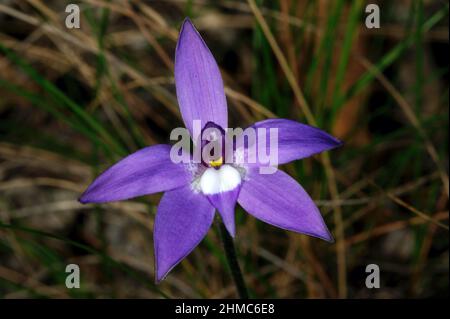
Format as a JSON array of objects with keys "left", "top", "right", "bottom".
[{"left": 199, "top": 165, "right": 242, "bottom": 195}]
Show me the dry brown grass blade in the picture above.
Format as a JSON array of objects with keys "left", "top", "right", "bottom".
[
  {"left": 0, "top": 265, "right": 69, "bottom": 298},
  {"left": 224, "top": 87, "right": 277, "bottom": 118},
  {"left": 359, "top": 57, "right": 449, "bottom": 198},
  {"left": 247, "top": 0, "right": 315, "bottom": 125},
  {"left": 247, "top": 0, "right": 347, "bottom": 298},
  {"left": 386, "top": 194, "right": 449, "bottom": 230},
  {"left": 0, "top": 3, "right": 182, "bottom": 119},
  {"left": 124, "top": 1, "right": 174, "bottom": 70},
  {"left": 368, "top": 179, "right": 449, "bottom": 230},
  {"left": 345, "top": 211, "right": 448, "bottom": 246}
]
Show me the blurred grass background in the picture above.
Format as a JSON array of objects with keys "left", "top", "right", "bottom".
[{"left": 0, "top": 0, "right": 448, "bottom": 298}]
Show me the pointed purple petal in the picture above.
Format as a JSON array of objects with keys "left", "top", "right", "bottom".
[
  {"left": 154, "top": 185, "right": 215, "bottom": 282},
  {"left": 207, "top": 187, "right": 240, "bottom": 237},
  {"left": 79, "top": 144, "right": 191, "bottom": 203},
  {"left": 175, "top": 18, "right": 227, "bottom": 139},
  {"left": 238, "top": 168, "right": 333, "bottom": 242},
  {"left": 235, "top": 119, "right": 342, "bottom": 167}
]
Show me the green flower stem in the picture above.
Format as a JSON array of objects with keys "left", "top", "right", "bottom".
[{"left": 217, "top": 219, "right": 249, "bottom": 299}]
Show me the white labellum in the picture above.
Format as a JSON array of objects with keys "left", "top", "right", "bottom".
[{"left": 200, "top": 165, "right": 241, "bottom": 195}]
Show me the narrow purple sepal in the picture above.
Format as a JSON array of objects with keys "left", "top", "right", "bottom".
[
  {"left": 79, "top": 144, "right": 191, "bottom": 204},
  {"left": 175, "top": 18, "right": 228, "bottom": 139},
  {"left": 235, "top": 119, "right": 342, "bottom": 167},
  {"left": 238, "top": 168, "right": 333, "bottom": 242},
  {"left": 207, "top": 187, "right": 240, "bottom": 237},
  {"left": 154, "top": 185, "right": 215, "bottom": 283}
]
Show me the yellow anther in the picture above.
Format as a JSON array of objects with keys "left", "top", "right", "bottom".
[{"left": 209, "top": 157, "right": 223, "bottom": 168}]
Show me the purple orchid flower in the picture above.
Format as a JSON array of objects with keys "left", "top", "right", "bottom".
[{"left": 79, "top": 18, "right": 342, "bottom": 283}]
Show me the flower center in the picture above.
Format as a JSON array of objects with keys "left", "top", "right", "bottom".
[
  {"left": 209, "top": 156, "right": 223, "bottom": 168},
  {"left": 199, "top": 164, "right": 241, "bottom": 195}
]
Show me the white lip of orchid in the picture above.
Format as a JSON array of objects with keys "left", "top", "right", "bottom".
[{"left": 199, "top": 164, "right": 242, "bottom": 195}]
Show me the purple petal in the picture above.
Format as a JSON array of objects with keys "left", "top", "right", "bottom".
[
  {"left": 207, "top": 187, "right": 240, "bottom": 237},
  {"left": 154, "top": 185, "right": 215, "bottom": 282},
  {"left": 175, "top": 18, "right": 228, "bottom": 139},
  {"left": 235, "top": 119, "right": 342, "bottom": 167},
  {"left": 79, "top": 144, "right": 191, "bottom": 203},
  {"left": 238, "top": 168, "right": 333, "bottom": 241}
]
